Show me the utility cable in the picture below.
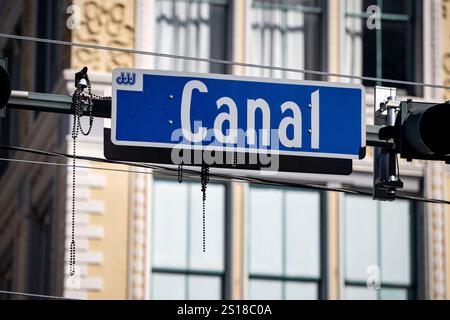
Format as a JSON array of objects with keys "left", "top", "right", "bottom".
[
  {"left": 0, "top": 144, "right": 448, "bottom": 205},
  {"left": 0, "top": 32, "right": 449, "bottom": 90},
  {"left": 0, "top": 289, "right": 78, "bottom": 300}
]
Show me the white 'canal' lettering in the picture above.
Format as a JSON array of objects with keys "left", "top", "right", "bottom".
[{"left": 180, "top": 80, "right": 319, "bottom": 149}]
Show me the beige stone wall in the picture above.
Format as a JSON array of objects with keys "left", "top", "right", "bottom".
[
  {"left": 444, "top": 0, "right": 450, "bottom": 100},
  {"left": 446, "top": 170, "right": 450, "bottom": 299},
  {"left": 71, "top": 0, "right": 135, "bottom": 72},
  {"left": 440, "top": 0, "right": 449, "bottom": 299},
  {"left": 86, "top": 163, "right": 130, "bottom": 299},
  {"left": 126, "top": 172, "right": 150, "bottom": 300},
  {"left": 61, "top": 0, "right": 135, "bottom": 299},
  {"left": 442, "top": 0, "right": 450, "bottom": 300}
]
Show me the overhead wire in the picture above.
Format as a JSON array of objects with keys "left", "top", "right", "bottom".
[
  {"left": 0, "top": 289, "right": 78, "bottom": 300},
  {"left": 0, "top": 32, "right": 450, "bottom": 90},
  {"left": 0, "top": 23, "right": 447, "bottom": 302},
  {"left": 0, "top": 33, "right": 448, "bottom": 204},
  {"left": 0, "top": 144, "right": 448, "bottom": 205}
]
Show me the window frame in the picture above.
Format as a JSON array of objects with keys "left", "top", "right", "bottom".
[
  {"left": 35, "top": 0, "right": 60, "bottom": 94},
  {"left": 341, "top": 192, "right": 421, "bottom": 300},
  {"left": 0, "top": 243, "right": 14, "bottom": 300},
  {"left": 245, "top": 0, "right": 329, "bottom": 80},
  {"left": 342, "top": 0, "right": 423, "bottom": 95},
  {"left": 246, "top": 184, "right": 328, "bottom": 300},
  {"left": 150, "top": 0, "right": 231, "bottom": 74},
  {"left": 150, "top": 175, "right": 231, "bottom": 300},
  {"left": 27, "top": 186, "right": 54, "bottom": 295}
]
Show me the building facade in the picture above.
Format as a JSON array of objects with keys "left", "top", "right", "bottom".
[{"left": 0, "top": 0, "right": 449, "bottom": 300}]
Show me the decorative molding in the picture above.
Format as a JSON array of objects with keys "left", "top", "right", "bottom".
[
  {"left": 443, "top": 0, "right": 450, "bottom": 99},
  {"left": 424, "top": 0, "right": 448, "bottom": 300},
  {"left": 71, "top": 0, "right": 135, "bottom": 72},
  {"left": 424, "top": 0, "right": 444, "bottom": 99},
  {"left": 127, "top": 170, "right": 150, "bottom": 299},
  {"left": 63, "top": 140, "right": 106, "bottom": 299},
  {"left": 428, "top": 161, "right": 447, "bottom": 299},
  {"left": 135, "top": 0, "right": 154, "bottom": 68}
]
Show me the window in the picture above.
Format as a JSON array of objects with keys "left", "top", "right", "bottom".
[
  {"left": 344, "top": 0, "right": 422, "bottom": 94},
  {"left": 28, "top": 195, "right": 53, "bottom": 295},
  {"left": 0, "top": 33, "right": 21, "bottom": 177},
  {"left": 2, "top": 29, "right": 21, "bottom": 90},
  {"left": 343, "top": 195, "right": 416, "bottom": 299},
  {"left": 248, "top": 186, "right": 322, "bottom": 299},
  {"left": 248, "top": 0, "right": 325, "bottom": 80},
  {"left": 35, "top": 0, "right": 60, "bottom": 94},
  {"left": 0, "top": 244, "right": 13, "bottom": 300},
  {"left": 0, "top": 109, "right": 19, "bottom": 177},
  {"left": 154, "top": 0, "right": 229, "bottom": 74},
  {"left": 151, "top": 179, "right": 226, "bottom": 299}
]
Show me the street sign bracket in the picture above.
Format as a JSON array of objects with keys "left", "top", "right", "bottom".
[{"left": 373, "top": 86, "right": 404, "bottom": 201}]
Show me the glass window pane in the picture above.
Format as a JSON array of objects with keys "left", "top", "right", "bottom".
[
  {"left": 152, "top": 273, "right": 185, "bottom": 299},
  {"left": 371, "top": 0, "right": 412, "bottom": 15},
  {"left": 344, "top": 195, "right": 378, "bottom": 282},
  {"left": 380, "top": 288, "right": 408, "bottom": 300},
  {"left": 152, "top": 180, "right": 188, "bottom": 268},
  {"left": 345, "top": 0, "right": 419, "bottom": 94},
  {"left": 345, "top": 0, "right": 363, "bottom": 14},
  {"left": 285, "top": 282, "right": 318, "bottom": 300},
  {"left": 249, "top": 0, "right": 322, "bottom": 80},
  {"left": 249, "top": 279, "right": 283, "bottom": 299},
  {"left": 187, "top": 275, "right": 222, "bottom": 300},
  {"left": 345, "top": 286, "right": 377, "bottom": 300},
  {"left": 380, "top": 200, "right": 411, "bottom": 285},
  {"left": 285, "top": 190, "right": 320, "bottom": 278},
  {"left": 347, "top": 1, "right": 412, "bottom": 16},
  {"left": 249, "top": 188, "right": 283, "bottom": 275},
  {"left": 189, "top": 184, "right": 225, "bottom": 271},
  {"left": 253, "top": 0, "right": 320, "bottom": 6},
  {"left": 154, "top": 0, "right": 227, "bottom": 73},
  {"left": 379, "top": 20, "right": 416, "bottom": 93}
]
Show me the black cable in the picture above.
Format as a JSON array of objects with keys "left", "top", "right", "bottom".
[
  {"left": 0, "top": 144, "right": 448, "bottom": 205},
  {"left": 0, "top": 289, "right": 78, "bottom": 300},
  {"left": 0, "top": 32, "right": 449, "bottom": 90}
]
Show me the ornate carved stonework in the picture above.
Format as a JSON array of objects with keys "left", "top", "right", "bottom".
[
  {"left": 425, "top": 0, "right": 448, "bottom": 300},
  {"left": 428, "top": 162, "right": 447, "bottom": 299},
  {"left": 127, "top": 171, "right": 149, "bottom": 300},
  {"left": 71, "top": 0, "right": 135, "bottom": 72},
  {"left": 444, "top": 0, "right": 450, "bottom": 99}
]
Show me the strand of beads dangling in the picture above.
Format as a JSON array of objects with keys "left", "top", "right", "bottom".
[
  {"left": 177, "top": 164, "right": 183, "bottom": 183},
  {"left": 200, "top": 164, "right": 210, "bottom": 252}
]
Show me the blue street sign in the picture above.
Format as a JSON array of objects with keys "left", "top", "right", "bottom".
[{"left": 111, "top": 69, "right": 365, "bottom": 160}]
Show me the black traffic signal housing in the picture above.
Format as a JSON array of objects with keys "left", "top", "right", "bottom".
[
  {"left": 394, "top": 100, "right": 449, "bottom": 163},
  {"left": 0, "top": 58, "right": 11, "bottom": 110}
]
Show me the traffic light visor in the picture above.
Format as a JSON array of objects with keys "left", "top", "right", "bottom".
[
  {"left": 0, "top": 64, "right": 11, "bottom": 108},
  {"left": 419, "top": 103, "right": 450, "bottom": 156}
]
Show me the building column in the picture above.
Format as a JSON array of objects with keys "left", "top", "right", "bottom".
[
  {"left": 442, "top": 0, "right": 450, "bottom": 300},
  {"left": 426, "top": 162, "right": 447, "bottom": 299},
  {"left": 135, "top": 0, "right": 154, "bottom": 69},
  {"left": 126, "top": 171, "right": 151, "bottom": 300},
  {"left": 226, "top": 0, "right": 249, "bottom": 300},
  {"left": 231, "top": 0, "right": 247, "bottom": 76},
  {"left": 227, "top": 182, "right": 245, "bottom": 299},
  {"left": 424, "top": 0, "right": 450, "bottom": 299},
  {"left": 327, "top": 0, "right": 343, "bottom": 82},
  {"left": 326, "top": 189, "right": 341, "bottom": 299}
]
